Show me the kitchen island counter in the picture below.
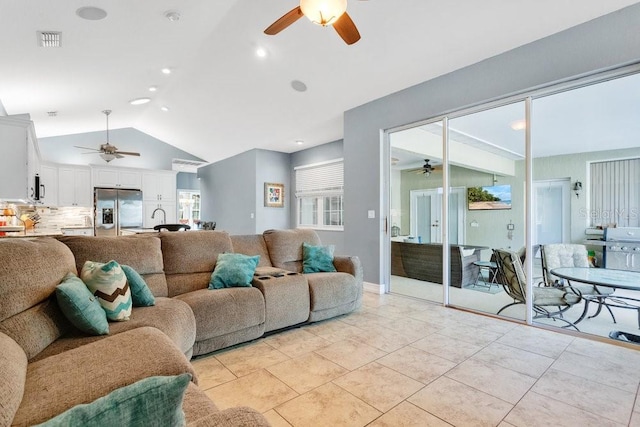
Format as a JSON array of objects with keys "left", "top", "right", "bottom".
[{"left": 0, "top": 230, "right": 63, "bottom": 238}]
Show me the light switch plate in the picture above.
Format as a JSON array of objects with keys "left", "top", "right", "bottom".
[{"left": 367, "top": 210, "right": 375, "bottom": 219}]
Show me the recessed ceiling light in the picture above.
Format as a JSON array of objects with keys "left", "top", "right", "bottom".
[
  {"left": 291, "top": 80, "right": 307, "bottom": 92},
  {"left": 256, "top": 47, "right": 267, "bottom": 58},
  {"left": 149, "top": 86, "right": 158, "bottom": 92},
  {"left": 295, "top": 140, "right": 304, "bottom": 145},
  {"left": 76, "top": 6, "right": 107, "bottom": 21},
  {"left": 510, "top": 119, "right": 526, "bottom": 131},
  {"left": 160, "top": 106, "right": 170, "bottom": 112},
  {"left": 129, "top": 97, "right": 151, "bottom": 105},
  {"left": 161, "top": 68, "right": 172, "bottom": 75},
  {"left": 164, "top": 10, "right": 181, "bottom": 22}
]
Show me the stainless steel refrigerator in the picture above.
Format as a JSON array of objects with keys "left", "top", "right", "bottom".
[{"left": 94, "top": 188, "right": 143, "bottom": 236}]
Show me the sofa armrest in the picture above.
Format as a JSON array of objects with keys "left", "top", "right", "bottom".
[
  {"left": 14, "top": 327, "right": 197, "bottom": 426},
  {"left": 188, "top": 407, "right": 271, "bottom": 427},
  {"left": 333, "top": 256, "right": 363, "bottom": 282}
]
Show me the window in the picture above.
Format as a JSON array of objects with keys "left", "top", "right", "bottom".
[{"left": 295, "top": 159, "right": 344, "bottom": 230}]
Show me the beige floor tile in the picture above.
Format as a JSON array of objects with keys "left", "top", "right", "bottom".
[
  {"left": 472, "top": 315, "right": 520, "bottom": 334},
  {"left": 350, "top": 325, "right": 415, "bottom": 353},
  {"left": 631, "top": 411, "right": 640, "bottom": 427},
  {"left": 302, "top": 320, "right": 365, "bottom": 343},
  {"left": 264, "top": 328, "right": 332, "bottom": 358},
  {"left": 567, "top": 336, "right": 640, "bottom": 367},
  {"left": 263, "top": 409, "right": 293, "bottom": 427},
  {"left": 215, "top": 341, "right": 290, "bottom": 377},
  {"left": 380, "top": 316, "right": 440, "bottom": 341},
  {"left": 368, "top": 401, "right": 452, "bottom": 427},
  {"left": 370, "top": 303, "right": 416, "bottom": 319},
  {"left": 314, "top": 338, "right": 387, "bottom": 370},
  {"left": 275, "top": 382, "right": 381, "bottom": 427},
  {"left": 377, "top": 346, "right": 456, "bottom": 384},
  {"left": 205, "top": 369, "right": 298, "bottom": 413},
  {"left": 551, "top": 349, "right": 640, "bottom": 393},
  {"left": 411, "top": 333, "right": 483, "bottom": 363},
  {"left": 532, "top": 368, "right": 634, "bottom": 425},
  {"left": 340, "top": 311, "right": 389, "bottom": 328},
  {"left": 191, "top": 354, "right": 237, "bottom": 390},
  {"left": 505, "top": 391, "right": 623, "bottom": 427},
  {"left": 471, "top": 342, "right": 555, "bottom": 378},
  {"left": 498, "top": 422, "right": 517, "bottom": 427},
  {"left": 333, "top": 362, "right": 424, "bottom": 412},
  {"left": 436, "top": 323, "right": 504, "bottom": 347},
  {"left": 408, "top": 376, "right": 512, "bottom": 427},
  {"left": 445, "top": 358, "right": 536, "bottom": 404},
  {"left": 266, "top": 352, "right": 348, "bottom": 394},
  {"left": 497, "top": 325, "right": 574, "bottom": 358}
]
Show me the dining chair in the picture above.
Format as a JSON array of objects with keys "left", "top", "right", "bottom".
[
  {"left": 493, "top": 248, "right": 581, "bottom": 330},
  {"left": 540, "top": 243, "right": 615, "bottom": 322}
]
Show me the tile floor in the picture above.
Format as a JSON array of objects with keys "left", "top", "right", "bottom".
[{"left": 191, "top": 291, "right": 640, "bottom": 426}]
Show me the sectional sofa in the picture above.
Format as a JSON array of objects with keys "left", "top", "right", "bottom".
[{"left": 0, "top": 229, "right": 363, "bottom": 426}]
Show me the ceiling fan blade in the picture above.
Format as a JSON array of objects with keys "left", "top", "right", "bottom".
[
  {"left": 115, "top": 151, "right": 141, "bottom": 156},
  {"left": 333, "top": 12, "right": 360, "bottom": 45},
  {"left": 264, "top": 6, "right": 303, "bottom": 35},
  {"left": 74, "top": 145, "right": 100, "bottom": 151}
]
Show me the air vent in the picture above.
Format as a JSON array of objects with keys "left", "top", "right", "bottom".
[
  {"left": 37, "top": 31, "right": 62, "bottom": 47},
  {"left": 172, "top": 158, "right": 207, "bottom": 173}
]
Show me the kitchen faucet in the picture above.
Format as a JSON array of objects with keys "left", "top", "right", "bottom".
[{"left": 151, "top": 206, "right": 166, "bottom": 225}]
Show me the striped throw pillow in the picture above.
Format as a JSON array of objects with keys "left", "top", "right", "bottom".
[{"left": 81, "top": 260, "right": 132, "bottom": 321}]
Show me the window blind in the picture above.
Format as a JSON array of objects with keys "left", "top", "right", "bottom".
[
  {"left": 295, "top": 159, "right": 344, "bottom": 197},
  {"left": 590, "top": 158, "right": 640, "bottom": 227}
]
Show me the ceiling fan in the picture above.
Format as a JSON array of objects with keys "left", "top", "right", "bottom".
[
  {"left": 408, "top": 159, "right": 442, "bottom": 177},
  {"left": 75, "top": 110, "right": 140, "bottom": 163},
  {"left": 264, "top": 0, "right": 362, "bottom": 45}
]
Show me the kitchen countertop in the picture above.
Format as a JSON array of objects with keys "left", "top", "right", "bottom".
[{"left": 0, "top": 230, "right": 63, "bottom": 238}]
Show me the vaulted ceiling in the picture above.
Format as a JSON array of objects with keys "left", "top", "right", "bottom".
[{"left": 1, "top": 0, "right": 638, "bottom": 163}]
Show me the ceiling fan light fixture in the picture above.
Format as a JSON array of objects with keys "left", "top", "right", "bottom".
[
  {"left": 100, "top": 153, "right": 116, "bottom": 163},
  {"left": 300, "top": 0, "right": 347, "bottom": 26},
  {"left": 129, "top": 97, "right": 151, "bottom": 105}
]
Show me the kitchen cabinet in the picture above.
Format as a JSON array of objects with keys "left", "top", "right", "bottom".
[
  {"left": 142, "top": 171, "right": 177, "bottom": 202},
  {"left": 143, "top": 201, "right": 177, "bottom": 228},
  {"left": 0, "top": 114, "right": 41, "bottom": 201},
  {"left": 39, "top": 164, "right": 58, "bottom": 206},
  {"left": 60, "top": 227, "right": 93, "bottom": 236},
  {"left": 59, "top": 166, "right": 92, "bottom": 207},
  {"left": 92, "top": 167, "right": 142, "bottom": 189}
]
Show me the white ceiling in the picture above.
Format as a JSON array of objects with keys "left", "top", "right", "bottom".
[{"left": 1, "top": 0, "right": 639, "bottom": 164}]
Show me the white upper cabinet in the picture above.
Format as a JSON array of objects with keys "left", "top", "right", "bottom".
[
  {"left": 39, "top": 164, "right": 58, "bottom": 206},
  {"left": 0, "top": 115, "right": 41, "bottom": 201},
  {"left": 142, "top": 171, "right": 177, "bottom": 201},
  {"left": 58, "top": 166, "right": 92, "bottom": 207},
  {"left": 92, "top": 167, "right": 142, "bottom": 189}
]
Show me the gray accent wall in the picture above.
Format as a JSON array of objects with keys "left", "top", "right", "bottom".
[
  {"left": 344, "top": 4, "right": 640, "bottom": 284},
  {"left": 39, "top": 127, "right": 203, "bottom": 170},
  {"left": 177, "top": 172, "right": 200, "bottom": 190},
  {"left": 198, "top": 148, "right": 290, "bottom": 235},
  {"left": 290, "top": 140, "right": 345, "bottom": 254}
]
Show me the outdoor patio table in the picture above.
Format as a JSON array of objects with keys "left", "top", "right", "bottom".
[{"left": 551, "top": 267, "right": 640, "bottom": 328}]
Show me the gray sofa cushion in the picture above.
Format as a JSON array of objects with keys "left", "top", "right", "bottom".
[
  {"left": 31, "top": 297, "right": 196, "bottom": 361},
  {"left": 58, "top": 235, "right": 168, "bottom": 297},
  {"left": 230, "top": 235, "right": 273, "bottom": 268},
  {"left": 0, "top": 331, "right": 27, "bottom": 427},
  {"left": 263, "top": 229, "right": 321, "bottom": 273},
  {"left": 306, "top": 272, "right": 359, "bottom": 321},
  {"left": 160, "top": 231, "right": 234, "bottom": 297},
  {"left": 252, "top": 273, "right": 310, "bottom": 332},
  {"left": 174, "top": 288, "right": 265, "bottom": 343}
]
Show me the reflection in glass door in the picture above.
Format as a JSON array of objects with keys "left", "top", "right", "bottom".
[
  {"left": 447, "top": 101, "right": 526, "bottom": 320},
  {"left": 389, "top": 121, "right": 444, "bottom": 303}
]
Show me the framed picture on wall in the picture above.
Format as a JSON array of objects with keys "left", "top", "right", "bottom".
[{"left": 264, "top": 182, "right": 285, "bottom": 207}]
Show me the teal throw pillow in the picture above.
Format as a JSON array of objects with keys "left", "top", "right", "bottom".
[
  {"left": 81, "top": 260, "right": 132, "bottom": 321},
  {"left": 35, "top": 373, "right": 191, "bottom": 427},
  {"left": 209, "top": 253, "right": 260, "bottom": 289},
  {"left": 55, "top": 273, "right": 109, "bottom": 335},
  {"left": 302, "top": 242, "right": 337, "bottom": 273},
  {"left": 121, "top": 265, "right": 156, "bottom": 307}
]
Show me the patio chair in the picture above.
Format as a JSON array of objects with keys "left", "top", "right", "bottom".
[
  {"left": 540, "top": 243, "right": 615, "bottom": 322},
  {"left": 493, "top": 248, "right": 581, "bottom": 330}
]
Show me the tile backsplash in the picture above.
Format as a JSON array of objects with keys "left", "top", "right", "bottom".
[{"left": 18, "top": 205, "right": 92, "bottom": 232}]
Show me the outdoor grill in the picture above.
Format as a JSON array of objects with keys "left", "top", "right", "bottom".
[{"left": 603, "top": 227, "right": 640, "bottom": 271}]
